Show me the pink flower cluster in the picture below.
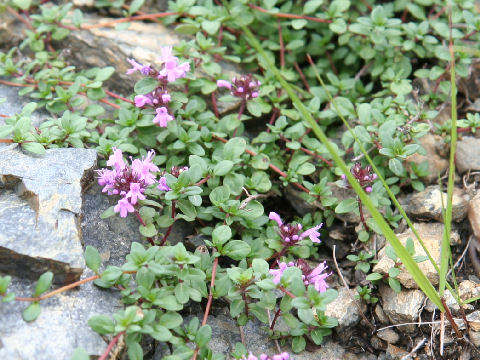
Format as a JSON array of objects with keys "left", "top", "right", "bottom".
[
  {"left": 126, "top": 46, "right": 190, "bottom": 128},
  {"left": 242, "top": 352, "right": 290, "bottom": 360},
  {"left": 217, "top": 74, "right": 260, "bottom": 101},
  {"left": 269, "top": 212, "right": 322, "bottom": 244},
  {"left": 97, "top": 148, "right": 160, "bottom": 218},
  {"left": 270, "top": 259, "right": 330, "bottom": 293},
  {"left": 341, "top": 162, "right": 377, "bottom": 193}
]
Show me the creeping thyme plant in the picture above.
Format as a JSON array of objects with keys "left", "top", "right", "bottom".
[{"left": 0, "top": 0, "right": 479, "bottom": 358}]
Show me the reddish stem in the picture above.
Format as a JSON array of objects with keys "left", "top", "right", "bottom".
[
  {"left": 160, "top": 200, "right": 176, "bottom": 246},
  {"left": 15, "top": 275, "right": 100, "bottom": 301},
  {"left": 278, "top": 286, "right": 295, "bottom": 298},
  {"left": 195, "top": 175, "right": 211, "bottom": 186},
  {"left": 279, "top": 135, "right": 333, "bottom": 167},
  {"left": 0, "top": 139, "right": 14, "bottom": 143},
  {"left": 270, "top": 308, "right": 281, "bottom": 330},
  {"left": 192, "top": 255, "right": 219, "bottom": 360},
  {"left": 211, "top": 93, "right": 220, "bottom": 118},
  {"left": 292, "top": 60, "right": 311, "bottom": 92},
  {"left": 431, "top": 6, "right": 446, "bottom": 20},
  {"left": 248, "top": 4, "right": 331, "bottom": 23},
  {"left": 358, "top": 197, "right": 369, "bottom": 232},
  {"left": 99, "top": 331, "right": 125, "bottom": 360},
  {"left": 7, "top": 6, "right": 34, "bottom": 30},
  {"left": 266, "top": 107, "right": 279, "bottom": 133},
  {"left": 441, "top": 297, "right": 463, "bottom": 339},
  {"left": 359, "top": 0, "right": 373, "bottom": 11}
]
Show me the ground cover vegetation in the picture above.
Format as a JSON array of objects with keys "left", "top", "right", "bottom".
[{"left": 0, "top": 0, "right": 479, "bottom": 358}]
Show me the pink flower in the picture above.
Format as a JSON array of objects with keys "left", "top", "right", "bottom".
[
  {"left": 114, "top": 197, "right": 135, "bottom": 218},
  {"left": 157, "top": 46, "right": 190, "bottom": 83},
  {"left": 269, "top": 212, "right": 322, "bottom": 244},
  {"left": 106, "top": 147, "right": 126, "bottom": 171},
  {"left": 300, "top": 224, "right": 322, "bottom": 243},
  {"left": 126, "top": 58, "right": 151, "bottom": 75},
  {"left": 241, "top": 353, "right": 289, "bottom": 360},
  {"left": 305, "top": 262, "right": 330, "bottom": 293},
  {"left": 161, "top": 93, "right": 171, "bottom": 103},
  {"left": 126, "top": 183, "right": 145, "bottom": 204},
  {"left": 157, "top": 176, "right": 171, "bottom": 191},
  {"left": 216, "top": 79, "right": 232, "bottom": 89},
  {"left": 97, "top": 149, "right": 160, "bottom": 218},
  {"left": 134, "top": 94, "right": 153, "bottom": 107},
  {"left": 153, "top": 107, "right": 174, "bottom": 127},
  {"left": 268, "top": 212, "right": 283, "bottom": 227}
]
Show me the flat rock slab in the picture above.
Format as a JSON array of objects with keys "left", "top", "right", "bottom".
[
  {"left": 0, "top": 273, "right": 123, "bottom": 360},
  {"left": 380, "top": 285, "right": 425, "bottom": 333},
  {"left": 456, "top": 137, "right": 480, "bottom": 174},
  {"left": 405, "top": 185, "right": 468, "bottom": 223},
  {"left": 0, "top": 146, "right": 97, "bottom": 284}
]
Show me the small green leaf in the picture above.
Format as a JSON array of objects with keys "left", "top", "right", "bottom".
[
  {"left": 335, "top": 198, "right": 357, "bottom": 214},
  {"left": 88, "top": 315, "right": 115, "bottom": 334},
  {"left": 195, "top": 325, "right": 212, "bottom": 347},
  {"left": 85, "top": 246, "right": 101, "bottom": 274},
  {"left": 71, "top": 348, "right": 90, "bottom": 360},
  {"left": 389, "top": 158, "right": 404, "bottom": 176},
  {"left": 139, "top": 223, "right": 158, "bottom": 237},
  {"left": 366, "top": 273, "right": 383, "bottom": 281},
  {"left": 134, "top": 77, "right": 158, "bottom": 95},
  {"left": 292, "top": 336, "right": 306, "bottom": 353},
  {"left": 246, "top": 100, "right": 262, "bottom": 117},
  {"left": 100, "top": 206, "right": 116, "bottom": 219},
  {"left": 212, "top": 225, "right": 232, "bottom": 246},
  {"left": 13, "top": 0, "right": 32, "bottom": 10},
  {"left": 214, "top": 160, "right": 234, "bottom": 176},
  {"left": 22, "top": 142, "right": 45, "bottom": 155},
  {"left": 128, "top": 342, "right": 143, "bottom": 360},
  {"left": 34, "top": 272, "right": 53, "bottom": 297},
  {"left": 23, "top": 302, "right": 41, "bottom": 322},
  {"left": 222, "top": 241, "right": 251, "bottom": 260}
]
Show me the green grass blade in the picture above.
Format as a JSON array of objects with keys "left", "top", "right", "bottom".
[
  {"left": 439, "top": 4, "right": 458, "bottom": 297},
  {"left": 240, "top": 25, "right": 444, "bottom": 310}
]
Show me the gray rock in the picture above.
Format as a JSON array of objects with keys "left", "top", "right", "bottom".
[
  {"left": 406, "top": 134, "right": 449, "bottom": 184},
  {"left": 376, "top": 329, "right": 399, "bottom": 344},
  {"left": 424, "top": 280, "right": 478, "bottom": 313},
  {"left": 325, "top": 287, "right": 365, "bottom": 329},
  {"left": 0, "top": 147, "right": 97, "bottom": 284},
  {"left": 469, "top": 193, "right": 480, "bottom": 239},
  {"left": 379, "top": 285, "right": 425, "bottom": 332},
  {"left": 385, "top": 344, "right": 408, "bottom": 360},
  {"left": 373, "top": 222, "right": 460, "bottom": 289},
  {"left": 0, "top": 273, "right": 123, "bottom": 360},
  {"left": 0, "top": 84, "right": 47, "bottom": 130},
  {"left": 406, "top": 186, "right": 468, "bottom": 223},
  {"left": 0, "top": 12, "right": 25, "bottom": 48},
  {"left": 456, "top": 137, "right": 480, "bottom": 174},
  {"left": 81, "top": 183, "right": 143, "bottom": 267},
  {"left": 375, "top": 304, "right": 390, "bottom": 325}
]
